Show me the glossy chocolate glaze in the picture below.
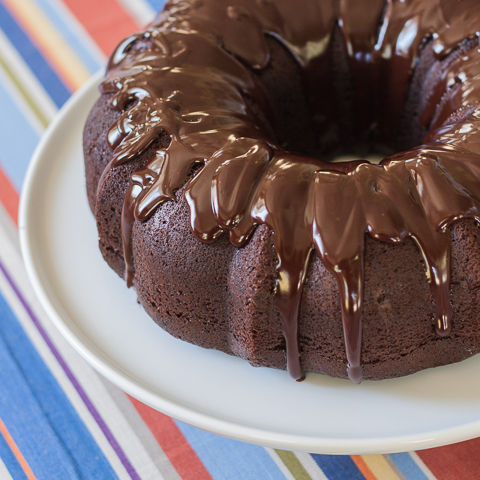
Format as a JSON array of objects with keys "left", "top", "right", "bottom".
[{"left": 98, "top": 0, "right": 480, "bottom": 382}]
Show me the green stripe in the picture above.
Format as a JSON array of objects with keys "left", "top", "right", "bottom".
[
  {"left": 275, "top": 450, "right": 313, "bottom": 480},
  {"left": 0, "top": 53, "right": 49, "bottom": 129}
]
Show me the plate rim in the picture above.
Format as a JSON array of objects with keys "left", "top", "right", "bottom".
[{"left": 18, "top": 71, "right": 480, "bottom": 454}]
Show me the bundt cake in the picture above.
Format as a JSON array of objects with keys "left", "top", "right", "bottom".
[{"left": 84, "top": 0, "right": 480, "bottom": 382}]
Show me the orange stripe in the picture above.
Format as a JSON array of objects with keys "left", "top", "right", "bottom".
[
  {"left": 62, "top": 0, "right": 141, "bottom": 56},
  {"left": 0, "top": 417, "right": 37, "bottom": 480},
  {"left": 0, "top": 165, "right": 19, "bottom": 226},
  {"left": 127, "top": 396, "right": 214, "bottom": 480},
  {"left": 351, "top": 455, "right": 378, "bottom": 480}
]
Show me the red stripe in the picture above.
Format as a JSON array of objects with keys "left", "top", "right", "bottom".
[
  {"left": 417, "top": 437, "right": 480, "bottom": 480},
  {"left": 127, "top": 396, "right": 214, "bottom": 480},
  {"left": 61, "top": 0, "right": 141, "bottom": 56},
  {"left": 0, "top": 165, "right": 19, "bottom": 226}
]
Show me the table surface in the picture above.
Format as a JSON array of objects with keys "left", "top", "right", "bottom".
[{"left": 1, "top": 0, "right": 480, "bottom": 479}]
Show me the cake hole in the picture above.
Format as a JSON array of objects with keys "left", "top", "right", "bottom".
[
  {"left": 331, "top": 153, "right": 384, "bottom": 165},
  {"left": 255, "top": 28, "right": 480, "bottom": 167},
  {"left": 255, "top": 33, "right": 409, "bottom": 164}
]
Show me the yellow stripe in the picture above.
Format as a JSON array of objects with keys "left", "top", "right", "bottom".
[
  {"left": 360, "top": 455, "right": 404, "bottom": 480},
  {"left": 2, "top": 0, "right": 90, "bottom": 92},
  {"left": 0, "top": 417, "right": 38, "bottom": 480}
]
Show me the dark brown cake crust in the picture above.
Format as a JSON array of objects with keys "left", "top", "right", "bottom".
[
  {"left": 85, "top": 91, "right": 480, "bottom": 380},
  {"left": 84, "top": 0, "right": 480, "bottom": 381}
]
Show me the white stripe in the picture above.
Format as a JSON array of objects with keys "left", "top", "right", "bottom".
[
  {"left": 0, "top": 29, "right": 58, "bottom": 124},
  {"left": 0, "top": 456, "right": 15, "bottom": 480},
  {"left": 115, "top": 0, "right": 157, "bottom": 26},
  {"left": 101, "top": 378, "right": 182, "bottom": 480},
  {"left": 0, "top": 200, "right": 18, "bottom": 250},
  {"left": 409, "top": 452, "right": 438, "bottom": 480},
  {"left": 66, "top": 368, "right": 168, "bottom": 480},
  {"left": 265, "top": 448, "right": 297, "bottom": 480},
  {"left": 41, "top": 0, "right": 106, "bottom": 65},
  {"left": 294, "top": 452, "right": 329, "bottom": 480}
]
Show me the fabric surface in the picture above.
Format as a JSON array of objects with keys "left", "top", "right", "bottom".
[{"left": 0, "top": 0, "right": 480, "bottom": 478}]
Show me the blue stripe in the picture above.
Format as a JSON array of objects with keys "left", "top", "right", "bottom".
[
  {"left": 0, "top": 290, "right": 119, "bottom": 480},
  {"left": 0, "top": 2, "right": 70, "bottom": 107},
  {"left": 0, "top": 82, "right": 40, "bottom": 190},
  {"left": 0, "top": 428, "right": 29, "bottom": 480},
  {"left": 33, "top": 0, "right": 103, "bottom": 73},
  {"left": 144, "top": 0, "right": 166, "bottom": 11},
  {"left": 175, "top": 421, "right": 287, "bottom": 480},
  {"left": 0, "top": 316, "right": 80, "bottom": 478},
  {"left": 311, "top": 454, "right": 365, "bottom": 480},
  {"left": 389, "top": 453, "right": 431, "bottom": 480}
]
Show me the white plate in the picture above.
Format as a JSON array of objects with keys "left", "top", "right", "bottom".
[{"left": 19, "top": 72, "right": 480, "bottom": 455}]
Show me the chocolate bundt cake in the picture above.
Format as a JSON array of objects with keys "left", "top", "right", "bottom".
[{"left": 84, "top": 0, "right": 480, "bottom": 382}]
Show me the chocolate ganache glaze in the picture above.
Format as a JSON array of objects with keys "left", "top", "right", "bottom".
[{"left": 94, "top": 0, "right": 480, "bottom": 383}]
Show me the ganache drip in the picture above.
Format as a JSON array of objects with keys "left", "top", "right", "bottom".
[{"left": 98, "top": 0, "right": 480, "bottom": 383}]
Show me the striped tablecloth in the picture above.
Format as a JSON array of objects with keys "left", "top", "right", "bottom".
[{"left": 1, "top": 1, "right": 480, "bottom": 479}]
